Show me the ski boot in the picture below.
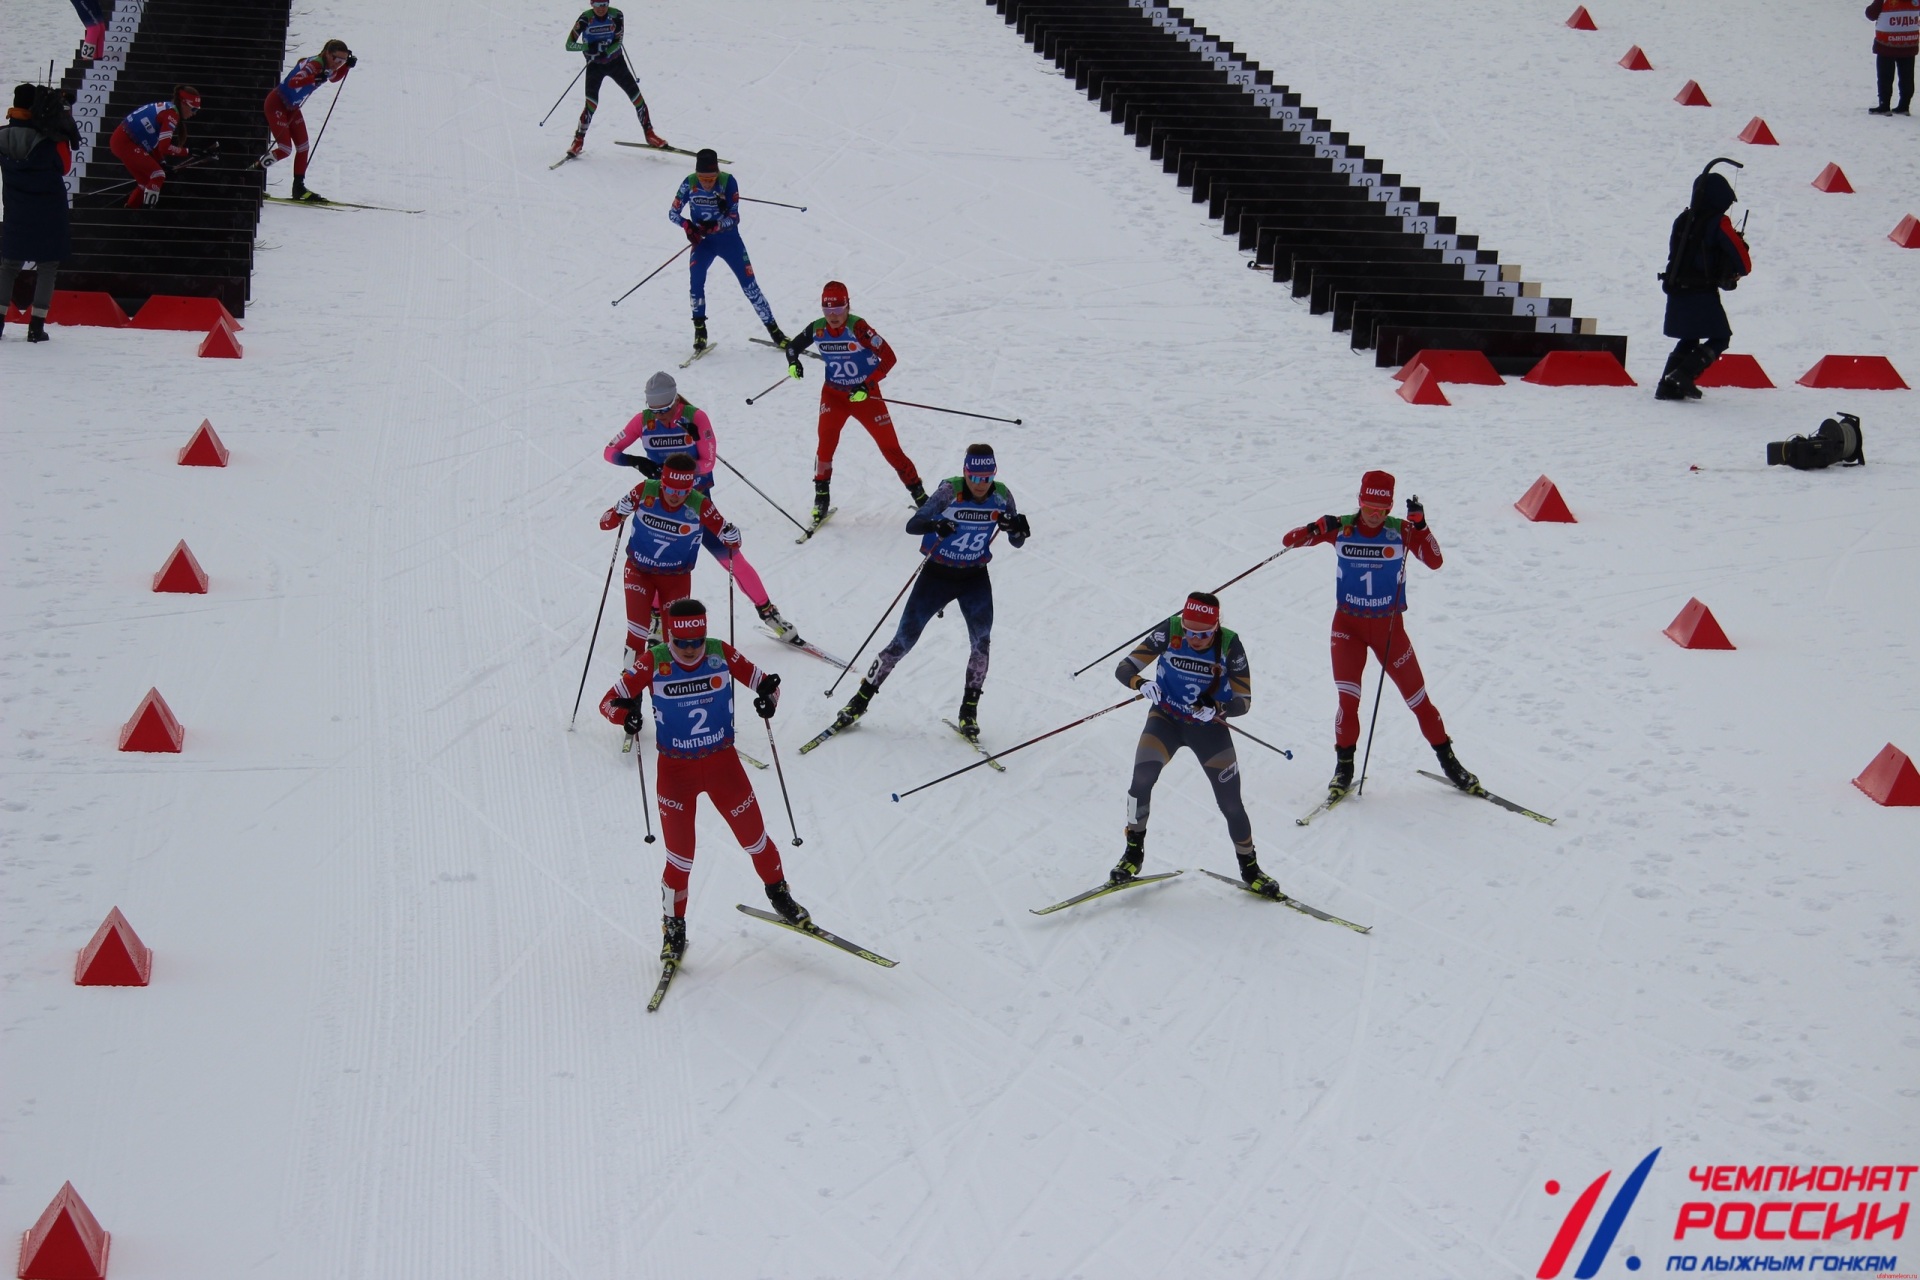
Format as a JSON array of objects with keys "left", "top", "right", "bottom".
[
  {"left": 660, "top": 914, "right": 687, "bottom": 961},
  {"left": 1434, "top": 739, "right": 1483, "bottom": 794},
  {"left": 291, "top": 175, "right": 328, "bottom": 203},
  {"left": 692, "top": 317, "right": 708, "bottom": 352},
  {"left": 26, "top": 316, "right": 49, "bottom": 344},
  {"left": 1108, "top": 829, "right": 1146, "bottom": 886},
  {"left": 829, "top": 679, "right": 879, "bottom": 733},
  {"left": 756, "top": 601, "right": 799, "bottom": 641},
  {"left": 956, "top": 686, "right": 982, "bottom": 743},
  {"left": 567, "top": 131, "right": 585, "bottom": 158},
  {"left": 255, "top": 149, "right": 277, "bottom": 171},
  {"left": 645, "top": 129, "right": 671, "bottom": 149},
  {"left": 1236, "top": 844, "right": 1283, "bottom": 900},
  {"left": 765, "top": 879, "right": 810, "bottom": 926},
  {"left": 811, "top": 479, "right": 832, "bottom": 526},
  {"left": 907, "top": 480, "right": 929, "bottom": 508},
  {"left": 764, "top": 320, "right": 788, "bottom": 347},
  {"left": 1869, "top": 103, "right": 1893, "bottom": 116},
  {"left": 1328, "top": 745, "right": 1355, "bottom": 803}
]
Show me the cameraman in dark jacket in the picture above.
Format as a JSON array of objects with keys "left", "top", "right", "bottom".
[
  {"left": 0, "top": 84, "right": 77, "bottom": 344},
  {"left": 1655, "top": 165, "right": 1751, "bottom": 401}
]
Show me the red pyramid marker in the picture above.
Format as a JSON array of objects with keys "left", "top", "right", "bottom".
[
  {"left": 76, "top": 907, "right": 153, "bottom": 986},
  {"left": 1854, "top": 744, "right": 1920, "bottom": 806},
  {"left": 1674, "top": 79, "right": 1711, "bottom": 106},
  {"left": 1892, "top": 215, "right": 1920, "bottom": 248},
  {"left": 1693, "top": 353, "right": 1774, "bottom": 388},
  {"left": 130, "top": 294, "right": 241, "bottom": 331},
  {"left": 1619, "top": 45, "right": 1652, "bottom": 70},
  {"left": 1737, "top": 116, "right": 1778, "bottom": 145},
  {"left": 118, "top": 688, "right": 184, "bottom": 753},
  {"left": 1522, "top": 350, "right": 1636, "bottom": 386},
  {"left": 1396, "top": 365, "right": 1450, "bottom": 405},
  {"left": 178, "top": 420, "right": 230, "bottom": 466},
  {"left": 17, "top": 1182, "right": 110, "bottom": 1280},
  {"left": 1515, "top": 476, "right": 1577, "bottom": 523},
  {"left": 1565, "top": 5, "right": 1597, "bottom": 29},
  {"left": 152, "top": 540, "right": 209, "bottom": 594},
  {"left": 197, "top": 315, "right": 243, "bottom": 358},
  {"left": 1795, "top": 355, "right": 1909, "bottom": 390},
  {"left": 1812, "top": 163, "right": 1854, "bottom": 193},
  {"left": 1664, "top": 599, "right": 1734, "bottom": 650},
  {"left": 1395, "top": 349, "right": 1504, "bottom": 385}
]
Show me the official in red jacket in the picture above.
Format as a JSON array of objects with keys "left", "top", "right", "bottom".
[{"left": 1866, "top": 0, "right": 1918, "bottom": 114}]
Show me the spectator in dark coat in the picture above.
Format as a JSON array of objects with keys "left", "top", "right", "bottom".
[
  {"left": 0, "top": 84, "right": 76, "bottom": 344},
  {"left": 1865, "top": 0, "right": 1918, "bottom": 114},
  {"left": 1655, "top": 167, "right": 1751, "bottom": 401}
]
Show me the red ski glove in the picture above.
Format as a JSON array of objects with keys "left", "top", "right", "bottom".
[{"left": 599, "top": 508, "right": 623, "bottom": 531}]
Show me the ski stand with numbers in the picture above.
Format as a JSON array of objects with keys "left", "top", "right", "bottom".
[
  {"left": 1197, "top": 869, "right": 1372, "bottom": 934},
  {"left": 1415, "top": 770, "right": 1556, "bottom": 825},
  {"left": 646, "top": 957, "right": 679, "bottom": 1011},
  {"left": 616, "top": 140, "right": 732, "bottom": 162},
  {"left": 794, "top": 508, "right": 836, "bottom": 544},
  {"left": 1030, "top": 869, "right": 1182, "bottom": 916},
  {"left": 943, "top": 719, "right": 1005, "bottom": 771},
  {"left": 758, "top": 626, "right": 849, "bottom": 669},
  {"left": 735, "top": 904, "right": 896, "bottom": 966}
]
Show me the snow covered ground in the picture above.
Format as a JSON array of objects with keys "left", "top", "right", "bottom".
[{"left": 3, "top": 0, "right": 1916, "bottom": 1277}]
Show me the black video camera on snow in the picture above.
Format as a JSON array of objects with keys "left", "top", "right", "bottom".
[{"left": 1766, "top": 413, "right": 1865, "bottom": 470}]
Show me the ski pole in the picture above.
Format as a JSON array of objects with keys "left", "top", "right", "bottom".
[
  {"left": 727, "top": 550, "right": 736, "bottom": 646},
  {"left": 90, "top": 146, "right": 220, "bottom": 199},
  {"left": 739, "top": 195, "right": 807, "bottom": 212},
  {"left": 540, "top": 63, "right": 587, "bottom": 126},
  {"left": 765, "top": 718, "right": 803, "bottom": 846},
  {"left": 883, "top": 397, "right": 1022, "bottom": 426},
  {"left": 892, "top": 694, "right": 1144, "bottom": 801},
  {"left": 1225, "top": 721, "right": 1293, "bottom": 759},
  {"left": 307, "top": 77, "right": 346, "bottom": 166},
  {"left": 1071, "top": 547, "right": 1292, "bottom": 678},
  {"left": 569, "top": 522, "right": 625, "bottom": 728},
  {"left": 715, "top": 452, "right": 810, "bottom": 536},
  {"left": 631, "top": 723, "right": 657, "bottom": 843},
  {"left": 612, "top": 243, "right": 691, "bottom": 306},
  {"left": 1355, "top": 612, "right": 1395, "bottom": 797},
  {"left": 744, "top": 371, "right": 790, "bottom": 406},
  {"left": 825, "top": 556, "right": 926, "bottom": 698}
]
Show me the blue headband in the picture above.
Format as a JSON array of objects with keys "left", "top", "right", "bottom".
[{"left": 964, "top": 452, "right": 996, "bottom": 477}]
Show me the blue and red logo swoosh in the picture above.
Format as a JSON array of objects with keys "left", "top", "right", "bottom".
[{"left": 1538, "top": 1148, "right": 1661, "bottom": 1278}]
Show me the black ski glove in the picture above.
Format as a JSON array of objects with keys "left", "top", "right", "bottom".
[
  {"left": 998, "top": 512, "right": 1030, "bottom": 539},
  {"left": 932, "top": 518, "right": 958, "bottom": 537},
  {"left": 753, "top": 673, "right": 781, "bottom": 719}
]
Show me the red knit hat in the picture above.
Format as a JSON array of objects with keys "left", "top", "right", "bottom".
[
  {"left": 665, "top": 599, "right": 707, "bottom": 643},
  {"left": 1359, "top": 469, "right": 1395, "bottom": 507},
  {"left": 821, "top": 280, "right": 849, "bottom": 309},
  {"left": 1181, "top": 591, "right": 1220, "bottom": 633}
]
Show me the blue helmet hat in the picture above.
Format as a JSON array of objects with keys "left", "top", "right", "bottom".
[{"left": 963, "top": 443, "right": 996, "bottom": 479}]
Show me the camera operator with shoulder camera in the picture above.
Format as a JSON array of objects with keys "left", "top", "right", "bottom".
[
  {"left": 1656, "top": 159, "right": 1751, "bottom": 402},
  {"left": 0, "top": 83, "right": 78, "bottom": 344}
]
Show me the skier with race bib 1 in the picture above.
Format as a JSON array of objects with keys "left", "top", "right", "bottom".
[
  {"left": 600, "top": 597, "right": 804, "bottom": 963},
  {"left": 1110, "top": 592, "right": 1284, "bottom": 898},
  {"left": 1281, "top": 469, "right": 1480, "bottom": 802}
]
